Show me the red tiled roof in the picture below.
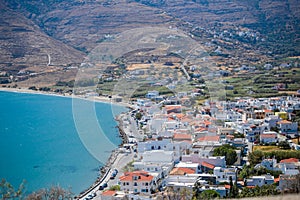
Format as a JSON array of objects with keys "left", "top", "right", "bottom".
[
  {"left": 274, "top": 178, "right": 280, "bottom": 183},
  {"left": 226, "top": 135, "right": 234, "bottom": 139},
  {"left": 102, "top": 190, "right": 116, "bottom": 196},
  {"left": 173, "top": 133, "right": 191, "bottom": 140},
  {"left": 201, "top": 161, "right": 215, "bottom": 169},
  {"left": 246, "top": 186, "right": 256, "bottom": 189},
  {"left": 170, "top": 167, "right": 196, "bottom": 175},
  {"left": 195, "top": 127, "right": 208, "bottom": 132},
  {"left": 260, "top": 134, "right": 277, "bottom": 139},
  {"left": 119, "top": 171, "right": 153, "bottom": 182},
  {"left": 264, "top": 109, "right": 273, "bottom": 113},
  {"left": 198, "top": 135, "right": 220, "bottom": 142},
  {"left": 280, "top": 158, "right": 299, "bottom": 163},
  {"left": 225, "top": 184, "right": 231, "bottom": 189},
  {"left": 277, "top": 120, "right": 292, "bottom": 124}
]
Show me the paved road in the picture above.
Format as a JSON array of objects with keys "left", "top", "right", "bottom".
[{"left": 79, "top": 113, "right": 137, "bottom": 200}]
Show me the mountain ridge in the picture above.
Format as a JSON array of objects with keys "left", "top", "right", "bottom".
[{"left": 1, "top": 0, "right": 299, "bottom": 86}]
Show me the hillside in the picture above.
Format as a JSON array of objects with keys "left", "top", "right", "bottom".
[
  {"left": 0, "top": 0, "right": 299, "bottom": 87},
  {"left": 0, "top": 0, "right": 85, "bottom": 86}
]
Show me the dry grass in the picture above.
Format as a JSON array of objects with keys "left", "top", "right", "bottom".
[{"left": 253, "top": 145, "right": 281, "bottom": 152}]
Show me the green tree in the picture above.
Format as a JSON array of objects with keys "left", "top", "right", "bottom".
[
  {"left": 229, "top": 176, "right": 238, "bottom": 198},
  {"left": 199, "top": 190, "right": 220, "bottom": 199},
  {"left": 278, "top": 141, "right": 291, "bottom": 150},
  {"left": 109, "top": 185, "right": 120, "bottom": 191},
  {"left": 135, "top": 112, "right": 142, "bottom": 120},
  {"left": 213, "top": 144, "right": 237, "bottom": 165}
]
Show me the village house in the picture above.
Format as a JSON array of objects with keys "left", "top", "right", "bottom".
[
  {"left": 277, "top": 120, "right": 298, "bottom": 135},
  {"left": 278, "top": 158, "right": 300, "bottom": 175},
  {"left": 197, "top": 185, "right": 228, "bottom": 198},
  {"left": 145, "top": 91, "right": 159, "bottom": 99},
  {"left": 259, "top": 131, "right": 278, "bottom": 144},
  {"left": 133, "top": 161, "right": 173, "bottom": 181},
  {"left": 213, "top": 167, "right": 237, "bottom": 184},
  {"left": 264, "top": 115, "right": 281, "bottom": 129},
  {"left": 119, "top": 171, "right": 157, "bottom": 195},
  {"left": 246, "top": 174, "right": 274, "bottom": 187},
  {"left": 255, "top": 158, "right": 278, "bottom": 171},
  {"left": 175, "top": 162, "right": 201, "bottom": 174},
  {"left": 181, "top": 155, "right": 226, "bottom": 169},
  {"left": 141, "top": 150, "right": 175, "bottom": 164},
  {"left": 100, "top": 190, "right": 126, "bottom": 200},
  {"left": 164, "top": 174, "right": 199, "bottom": 192}
]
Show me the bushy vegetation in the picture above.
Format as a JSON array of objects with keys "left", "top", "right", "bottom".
[
  {"left": 249, "top": 150, "right": 300, "bottom": 165},
  {"left": 238, "top": 164, "right": 282, "bottom": 179},
  {"left": 213, "top": 144, "right": 237, "bottom": 166},
  {"left": 238, "top": 184, "right": 279, "bottom": 198}
]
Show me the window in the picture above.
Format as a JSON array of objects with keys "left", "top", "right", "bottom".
[
  {"left": 134, "top": 189, "right": 138, "bottom": 193},
  {"left": 123, "top": 182, "right": 126, "bottom": 186},
  {"left": 134, "top": 182, "right": 137, "bottom": 186},
  {"left": 126, "top": 182, "right": 129, "bottom": 185},
  {"left": 145, "top": 182, "right": 149, "bottom": 186}
]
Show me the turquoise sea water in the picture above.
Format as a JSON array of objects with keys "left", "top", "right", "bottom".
[{"left": 0, "top": 91, "right": 126, "bottom": 195}]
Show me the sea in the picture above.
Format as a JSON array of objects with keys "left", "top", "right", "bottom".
[{"left": 0, "top": 91, "right": 127, "bottom": 195}]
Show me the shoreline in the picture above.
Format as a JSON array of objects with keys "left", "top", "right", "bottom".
[
  {"left": 0, "top": 87, "right": 132, "bottom": 197},
  {"left": 0, "top": 87, "right": 134, "bottom": 109}
]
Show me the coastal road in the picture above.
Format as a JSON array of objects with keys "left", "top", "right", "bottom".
[
  {"left": 91, "top": 152, "right": 134, "bottom": 200},
  {"left": 125, "top": 113, "right": 144, "bottom": 141},
  {"left": 79, "top": 113, "right": 137, "bottom": 200}
]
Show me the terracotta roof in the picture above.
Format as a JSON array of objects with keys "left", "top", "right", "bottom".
[
  {"left": 274, "top": 178, "right": 280, "bottom": 183},
  {"left": 198, "top": 135, "right": 220, "bottom": 142},
  {"left": 226, "top": 135, "right": 234, "bottom": 139},
  {"left": 170, "top": 167, "right": 195, "bottom": 175},
  {"left": 181, "top": 117, "right": 193, "bottom": 123},
  {"left": 260, "top": 134, "right": 277, "bottom": 139},
  {"left": 280, "top": 158, "right": 299, "bottom": 163},
  {"left": 246, "top": 186, "right": 256, "bottom": 189},
  {"left": 173, "top": 133, "right": 191, "bottom": 140},
  {"left": 102, "top": 190, "right": 116, "bottom": 196},
  {"left": 119, "top": 171, "right": 153, "bottom": 182},
  {"left": 264, "top": 109, "right": 273, "bottom": 113},
  {"left": 204, "top": 121, "right": 212, "bottom": 126},
  {"left": 201, "top": 161, "right": 215, "bottom": 169},
  {"left": 225, "top": 184, "right": 231, "bottom": 189},
  {"left": 277, "top": 120, "right": 292, "bottom": 124},
  {"left": 195, "top": 127, "right": 208, "bottom": 132}
]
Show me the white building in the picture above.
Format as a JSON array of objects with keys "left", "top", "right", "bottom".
[
  {"left": 277, "top": 120, "right": 298, "bottom": 135},
  {"left": 246, "top": 174, "right": 274, "bottom": 187},
  {"left": 255, "top": 158, "right": 278, "bottom": 171},
  {"left": 141, "top": 150, "right": 174, "bottom": 163},
  {"left": 213, "top": 167, "right": 237, "bottom": 184},
  {"left": 181, "top": 155, "right": 226, "bottom": 168},
  {"left": 119, "top": 171, "right": 156, "bottom": 195},
  {"left": 259, "top": 131, "right": 278, "bottom": 144},
  {"left": 175, "top": 162, "right": 201, "bottom": 174},
  {"left": 264, "top": 115, "right": 281, "bottom": 128}
]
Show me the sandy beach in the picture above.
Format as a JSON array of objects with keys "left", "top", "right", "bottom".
[{"left": 0, "top": 87, "right": 133, "bottom": 109}]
